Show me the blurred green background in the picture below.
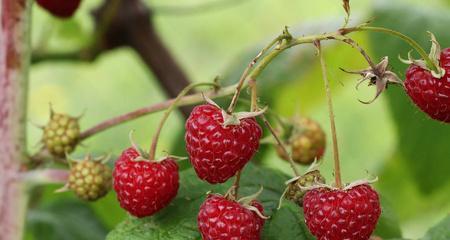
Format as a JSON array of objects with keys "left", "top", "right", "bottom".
[{"left": 26, "top": 0, "right": 450, "bottom": 239}]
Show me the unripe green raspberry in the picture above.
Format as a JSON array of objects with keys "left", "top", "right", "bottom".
[
  {"left": 276, "top": 117, "right": 326, "bottom": 165},
  {"left": 67, "top": 156, "right": 112, "bottom": 201},
  {"left": 285, "top": 170, "right": 325, "bottom": 205},
  {"left": 42, "top": 112, "right": 80, "bottom": 157}
]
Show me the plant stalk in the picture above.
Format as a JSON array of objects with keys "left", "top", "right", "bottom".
[
  {"left": 0, "top": 0, "right": 32, "bottom": 239},
  {"left": 315, "top": 41, "right": 342, "bottom": 189}
]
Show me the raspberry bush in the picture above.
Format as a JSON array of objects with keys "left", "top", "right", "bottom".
[{"left": 1, "top": 0, "right": 450, "bottom": 240}]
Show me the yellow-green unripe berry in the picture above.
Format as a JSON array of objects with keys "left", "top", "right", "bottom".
[
  {"left": 285, "top": 170, "right": 326, "bottom": 205},
  {"left": 42, "top": 112, "right": 80, "bottom": 157},
  {"left": 276, "top": 117, "right": 326, "bottom": 165},
  {"left": 68, "top": 159, "right": 112, "bottom": 201}
]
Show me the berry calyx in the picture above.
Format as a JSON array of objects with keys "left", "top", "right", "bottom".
[
  {"left": 303, "top": 184, "right": 381, "bottom": 240},
  {"left": 276, "top": 117, "right": 326, "bottom": 165},
  {"left": 185, "top": 102, "right": 262, "bottom": 184},
  {"left": 42, "top": 110, "right": 80, "bottom": 157},
  {"left": 65, "top": 155, "right": 112, "bottom": 201},
  {"left": 402, "top": 34, "right": 450, "bottom": 123},
  {"left": 35, "top": 0, "right": 82, "bottom": 18},
  {"left": 198, "top": 194, "right": 266, "bottom": 240},
  {"left": 113, "top": 147, "right": 179, "bottom": 218}
]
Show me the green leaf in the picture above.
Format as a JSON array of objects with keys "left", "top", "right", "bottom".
[
  {"left": 421, "top": 215, "right": 450, "bottom": 240},
  {"left": 107, "top": 163, "right": 301, "bottom": 239},
  {"left": 263, "top": 201, "right": 315, "bottom": 240},
  {"left": 26, "top": 200, "right": 108, "bottom": 240},
  {"left": 107, "top": 162, "right": 403, "bottom": 239},
  {"left": 370, "top": 0, "right": 450, "bottom": 194},
  {"left": 374, "top": 196, "right": 402, "bottom": 238}
]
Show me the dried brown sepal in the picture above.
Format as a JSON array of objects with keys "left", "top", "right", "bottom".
[{"left": 341, "top": 57, "right": 403, "bottom": 104}]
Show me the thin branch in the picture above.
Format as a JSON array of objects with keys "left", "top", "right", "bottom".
[
  {"left": 315, "top": 41, "right": 342, "bottom": 189},
  {"left": 259, "top": 114, "right": 300, "bottom": 176},
  {"left": 79, "top": 84, "right": 236, "bottom": 141},
  {"left": 20, "top": 169, "right": 69, "bottom": 185},
  {"left": 334, "top": 36, "right": 376, "bottom": 70}
]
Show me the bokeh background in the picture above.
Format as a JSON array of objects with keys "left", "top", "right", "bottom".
[{"left": 26, "top": 0, "right": 450, "bottom": 239}]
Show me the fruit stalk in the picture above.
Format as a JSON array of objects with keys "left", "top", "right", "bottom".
[
  {"left": 260, "top": 114, "right": 300, "bottom": 176},
  {"left": 315, "top": 41, "right": 343, "bottom": 189},
  {"left": 149, "top": 82, "right": 218, "bottom": 160},
  {"left": 0, "top": 0, "right": 32, "bottom": 239},
  {"left": 357, "top": 26, "right": 439, "bottom": 73}
]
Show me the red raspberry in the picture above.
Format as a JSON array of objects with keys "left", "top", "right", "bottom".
[
  {"left": 36, "top": 0, "right": 82, "bottom": 18},
  {"left": 113, "top": 147, "right": 179, "bottom": 218},
  {"left": 198, "top": 194, "right": 265, "bottom": 240},
  {"left": 303, "top": 184, "right": 381, "bottom": 240},
  {"left": 405, "top": 48, "right": 450, "bottom": 123},
  {"left": 185, "top": 104, "right": 262, "bottom": 184}
]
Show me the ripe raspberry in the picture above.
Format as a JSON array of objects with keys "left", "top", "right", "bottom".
[
  {"left": 285, "top": 170, "right": 325, "bottom": 205},
  {"left": 67, "top": 156, "right": 112, "bottom": 201},
  {"left": 185, "top": 104, "right": 262, "bottom": 184},
  {"left": 42, "top": 112, "right": 80, "bottom": 157},
  {"left": 405, "top": 48, "right": 450, "bottom": 123},
  {"left": 113, "top": 147, "right": 179, "bottom": 218},
  {"left": 276, "top": 117, "right": 326, "bottom": 165},
  {"left": 36, "top": 0, "right": 82, "bottom": 18},
  {"left": 303, "top": 184, "right": 381, "bottom": 240},
  {"left": 198, "top": 194, "right": 265, "bottom": 240}
]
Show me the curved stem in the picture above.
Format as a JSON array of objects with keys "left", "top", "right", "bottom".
[
  {"left": 148, "top": 82, "right": 217, "bottom": 159},
  {"left": 227, "top": 34, "right": 286, "bottom": 113},
  {"left": 358, "top": 26, "right": 437, "bottom": 72},
  {"left": 315, "top": 41, "right": 342, "bottom": 189}
]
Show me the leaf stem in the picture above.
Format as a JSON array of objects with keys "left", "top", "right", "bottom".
[
  {"left": 315, "top": 41, "right": 342, "bottom": 189},
  {"left": 148, "top": 82, "right": 217, "bottom": 160}
]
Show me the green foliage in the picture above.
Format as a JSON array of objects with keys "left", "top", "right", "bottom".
[
  {"left": 421, "top": 215, "right": 450, "bottom": 240},
  {"left": 371, "top": 0, "right": 450, "bottom": 194},
  {"left": 374, "top": 196, "right": 402, "bottom": 238},
  {"left": 107, "top": 162, "right": 402, "bottom": 239},
  {"left": 106, "top": 163, "right": 288, "bottom": 239},
  {"left": 26, "top": 200, "right": 108, "bottom": 240},
  {"left": 263, "top": 202, "right": 314, "bottom": 240},
  {"left": 367, "top": 0, "right": 450, "bottom": 234}
]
